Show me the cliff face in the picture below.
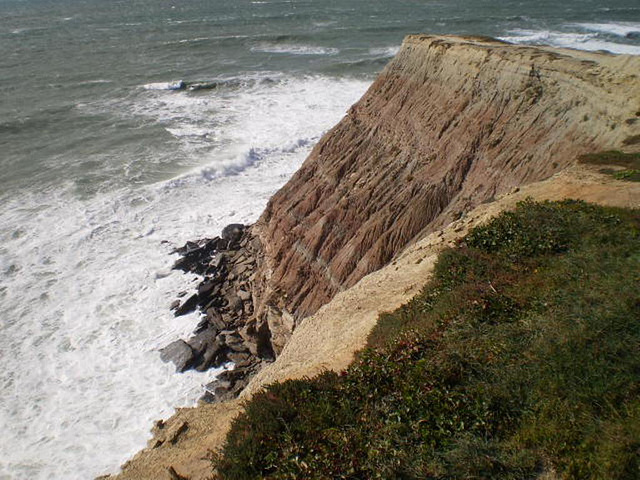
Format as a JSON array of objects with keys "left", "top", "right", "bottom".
[
  {"left": 111, "top": 36, "right": 640, "bottom": 480},
  {"left": 252, "top": 35, "right": 640, "bottom": 351}
]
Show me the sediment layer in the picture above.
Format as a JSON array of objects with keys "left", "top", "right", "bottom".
[{"left": 252, "top": 35, "right": 640, "bottom": 344}]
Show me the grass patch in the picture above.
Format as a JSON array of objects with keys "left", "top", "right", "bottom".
[
  {"left": 214, "top": 200, "right": 640, "bottom": 480},
  {"left": 578, "top": 150, "right": 640, "bottom": 181}
]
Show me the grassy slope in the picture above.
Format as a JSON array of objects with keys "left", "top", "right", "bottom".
[
  {"left": 578, "top": 151, "right": 640, "bottom": 182},
  {"left": 214, "top": 200, "right": 640, "bottom": 480}
]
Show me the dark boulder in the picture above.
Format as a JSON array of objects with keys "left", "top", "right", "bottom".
[
  {"left": 160, "top": 340, "right": 195, "bottom": 372},
  {"left": 174, "top": 294, "right": 199, "bottom": 317},
  {"left": 221, "top": 224, "right": 245, "bottom": 245},
  {"left": 206, "top": 308, "right": 227, "bottom": 330},
  {"left": 193, "top": 317, "right": 210, "bottom": 334},
  {"left": 171, "top": 237, "right": 221, "bottom": 275},
  {"left": 187, "top": 326, "right": 219, "bottom": 356},
  {"left": 195, "top": 341, "right": 225, "bottom": 372},
  {"left": 227, "top": 294, "right": 244, "bottom": 314}
]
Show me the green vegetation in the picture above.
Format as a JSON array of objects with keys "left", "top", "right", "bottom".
[
  {"left": 578, "top": 150, "right": 640, "bottom": 182},
  {"left": 214, "top": 200, "right": 640, "bottom": 480}
]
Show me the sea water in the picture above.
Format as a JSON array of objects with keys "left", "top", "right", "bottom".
[{"left": 0, "top": 0, "right": 638, "bottom": 478}]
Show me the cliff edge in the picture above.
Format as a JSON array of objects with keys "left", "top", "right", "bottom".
[{"left": 110, "top": 35, "right": 640, "bottom": 479}]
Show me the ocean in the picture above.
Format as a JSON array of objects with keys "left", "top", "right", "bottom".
[{"left": 0, "top": 0, "right": 638, "bottom": 478}]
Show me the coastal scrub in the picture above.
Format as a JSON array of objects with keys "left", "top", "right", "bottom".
[{"left": 214, "top": 200, "right": 640, "bottom": 479}]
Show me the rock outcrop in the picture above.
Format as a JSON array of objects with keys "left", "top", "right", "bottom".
[
  {"left": 163, "top": 35, "right": 640, "bottom": 403},
  {"left": 163, "top": 225, "right": 275, "bottom": 399},
  {"left": 250, "top": 35, "right": 640, "bottom": 351}
]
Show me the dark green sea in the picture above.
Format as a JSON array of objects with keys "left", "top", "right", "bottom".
[{"left": 0, "top": 0, "right": 638, "bottom": 477}]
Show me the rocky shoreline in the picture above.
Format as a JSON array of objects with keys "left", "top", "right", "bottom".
[
  {"left": 161, "top": 223, "right": 273, "bottom": 403},
  {"left": 108, "top": 36, "right": 640, "bottom": 479},
  {"left": 156, "top": 34, "right": 640, "bottom": 408}
]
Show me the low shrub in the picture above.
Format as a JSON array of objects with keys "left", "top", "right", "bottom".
[{"left": 215, "top": 200, "right": 640, "bottom": 479}]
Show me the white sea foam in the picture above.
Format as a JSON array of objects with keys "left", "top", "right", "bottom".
[
  {"left": 142, "top": 80, "right": 185, "bottom": 91},
  {"left": 166, "top": 37, "right": 213, "bottom": 45},
  {"left": 575, "top": 22, "right": 640, "bottom": 37},
  {"left": 251, "top": 43, "right": 340, "bottom": 55},
  {"left": 498, "top": 29, "right": 640, "bottom": 55},
  {"left": 369, "top": 46, "right": 401, "bottom": 57},
  {"left": 180, "top": 37, "right": 210, "bottom": 43},
  {"left": 313, "top": 20, "right": 337, "bottom": 28},
  {"left": 75, "top": 79, "right": 113, "bottom": 86},
  {"left": 0, "top": 74, "right": 369, "bottom": 480}
]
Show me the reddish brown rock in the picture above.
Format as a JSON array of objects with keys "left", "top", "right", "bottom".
[
  {"left": 250, "top": 35, "right": 640, "bottom": 345},
  {"left": 162, "top": 35, "right": 640, "bottom": 396}
]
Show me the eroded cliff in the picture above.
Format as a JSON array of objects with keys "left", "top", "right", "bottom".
[
  {"left": 110, "top": 35, "right": 640, "bottom": 480},
  {"left": 250, "top": 35, "right": 640, "bottom": 353}
]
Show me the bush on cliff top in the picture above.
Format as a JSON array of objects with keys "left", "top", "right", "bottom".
[{"left": 214, "top": 199, "right": 640, "bottom": 480}]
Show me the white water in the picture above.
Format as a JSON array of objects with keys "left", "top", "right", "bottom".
[
  {"left": 369, "top": 46, "right": 401, "bottom": 57},
  {"left": 576, "top": 21, "right": 640, "bottom": 37},
  {"left": 0, "top": 75, "right": 369, "bottom": 479},
  {"left": 250, "top": 44, "right": 340, "bottom": 55},
  {"left": 499, "top": 26, "right": 640, "bottom": 55}
]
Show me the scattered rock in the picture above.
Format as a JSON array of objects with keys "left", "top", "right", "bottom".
[
  {"left": 161, "top": 224, "right": 268, "bottom": 399},
  {"left": 186, "top": 327, "right": 218, "bottom": 356},
  {"left": 221, "top": 223, "right": 244, "bottom": 244},
  {"left": 195, "top": 339, "right": 225, "bottom": 372},
  {"left": 197, "top": 280, "right": 218, "bottom": 297},
  {"left": 202, "top": 379, "right": 235, "bottom": 404},
  {"left": 166, "top": 420, "right": 189, "bottom": 445},
  {"left": 227, "top": 294, "right": 243, "bottom": 313},
  {"left": 193, "top": 318, "right": 210, "bottom": 334},
  {"left": 160, "top": 340, "right": 195, "bottom": 373},
  {"left": 174, "top": 294, "right": 199, "bottom": 317},
  {"left": 206, "top": 308, "right": 227, "bottom": 330}
]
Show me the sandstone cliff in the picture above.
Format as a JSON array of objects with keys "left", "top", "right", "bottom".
[
  {"left": 251, "top": 35, "right": 640, "bottom": 354},
  {"left": 110, "top": 35, "right": 640, "bottom": 479}
]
